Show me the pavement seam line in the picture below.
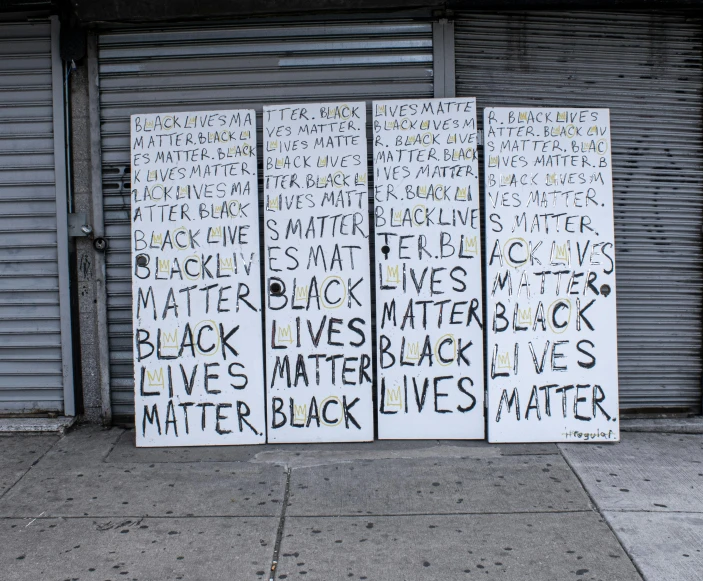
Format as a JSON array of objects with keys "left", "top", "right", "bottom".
[
  {"left": 558, "top": 445, "right": 648, "bottom": 581},
  {"left": 268, "top": 466, "right": 292, "bottom": 581},
  {"left": 0, "top": 509, "right": 594, "bottom": 520},
  {"left": 102, "top": 428, "right": 126, "bottom": 463},
  {"left": 0, "top": 434, "right": 63, "bottom": 503}
]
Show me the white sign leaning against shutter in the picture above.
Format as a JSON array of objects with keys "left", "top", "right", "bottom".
[
  {"left": 131, "top": 109, "right": 266, "bottom": 447},
  {"left": 484, "top": 107, "right": 619, "bottom": 443},
  {"left": 373, "top": 98, "right": 485, "bottom": 439},
  {"left": 263, "top": 102, "right": 374, "bottom": 443}
]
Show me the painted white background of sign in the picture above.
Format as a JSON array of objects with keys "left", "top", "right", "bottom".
[
  {"left": 373, "top": 98, "right": 485, "bottom": 439},
  {"left": 263, "top": 102, "right": 374, "bottom": 443},
  {"left": 131, "top": 109, "right": 266, "bottom": 447},
  {"left": 484, "top": 107, "right": 619, "bottom": 443}
]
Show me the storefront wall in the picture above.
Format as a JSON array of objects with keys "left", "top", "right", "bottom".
[
  {"left": 87, "top": 10, "right": 703, "bottom": 422},
  {"left": 0, "top": 17, "right": 74, "bottom": 415},
  {"left": 91, "top": 17, "right": 436, "bottom": 421},
  {"left": 455, "top": 11, "right": 703, "bottom": 411}
]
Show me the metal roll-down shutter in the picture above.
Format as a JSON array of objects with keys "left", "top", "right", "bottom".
[
  {"left": 96, "top": 19, "right": 434, "bottom": 420},
  {"left": 455, "top": 11, "right": 703, "bottom": 411},
  {"left": 0, "top": 19, "right": 73, "bottom": 414}
]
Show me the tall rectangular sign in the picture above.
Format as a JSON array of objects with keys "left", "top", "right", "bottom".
[
  {"left": 131, "top": 109, "right": 266, "bottom": 447},
  {"left": 484, "top": 107, "right": 619, "bottom": 443},
  {"left": 372, "top": 98, "right": 485, "bottom": 439},
  {"left": 263, "top": 102, "right": 374, "bottom": 443}
]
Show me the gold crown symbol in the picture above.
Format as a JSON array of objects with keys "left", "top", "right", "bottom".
[
  {"left": 500, "top": 174, "right": 514, "bottom": 186},
  {"left": 210, "top": 226, "right": 222, "bottom": 238},
  {"left": 177, "top": 185, "right": 189, "bottom": 197},
  {"left": 545, "top": 173, "right": 557, "bottom": 186},
  {"left": 385, "top": 386, "right": 403, "bottom": 409},
  {"left": 151, "top": 233, "right": 163, "bottom": 246},
  {"left": 418, "top": 185, "right": 428, "bottom": 195},
  {"left": 161, "top": 330, "right": 179, "bottom": 349},
  {"left": 269, "top": 140, "right": 278, "bottom": 149},
  {"left": 214, "top": 205, "right": 222, "bottom": 214},
  {"left": 241, "top": 130, "right": 250, "bottom": 139},
  {"left": 587, "top": 125, "right": 598, "bottom": 136},
  {"left": 463, "top": 236, "right": 478, "bottom": 254},
  {"left": 267, "top": 196, "right": 279, "bottom": 211},
  {"left": 145, "top": 120, "right": 154, "bottom": 129},
  {"left": 447, "top": 134, "right": 457, "bottom": 144},
  {"left": 293, "top": 404, "right": 308, "bottom": 424},
  {"left": 228, "top": 146, "right": 238, "bottom": 154},
  {"left": 518, "top": 112, "right": 528, "bottom": 122},
  {"left": 393, "top": 210, "right": 403, "bottom": 223},
  {"left": 147, "top": 170, "right": 157, "bottom": 180},
  {"left": 208, "top": 132, "right": 216, "bottom": 141},
  {"left": 158, "top": 258, "right": 170, "bottom": 272},
  {"left": 518, "top": 307, "right": 532, "bottom": 326},
  {"left": 557, "top": 111, "right": 567, "bottom": 122},
  {"left": 275, "top": 158, "right": 284, "bottom": 169},
  {"left": 376, "top": 105, "right": 386, "bottom": 114},
  {"left": 277, "top": 325, "right": 293, "bottom": 344},
  {"left": 317, "top": 157, "right": 328, "bottom": 167},
  {"left": 496, "top": 352, "right": 511, "bottom": 370},
  {"left": 356, "top": 173, "right": 366, "bottom": 184},
  {"left": 405, "top": 342, "right": 420, "bottom": 361},
  {"left": 187, "top": 116, "right": 197, "bottom": 125},
  {"left": 220, "top": 257, "right": 234, "bottom": 272},
  {"left": 420, "top": 120, "right": 430, "bottom": 130},
  {"left": 489, "top": 156, "right": 499, "bottom": 167},
  {"left": 295, "top": 286, "right": 308, "bottom": 301},
  {"left": 456, "top": 187, "right": 468, "bottom": 201},
  {"left": 318, "top": 176, "right": 328, "bottom": 186},
  {"left": 554, "top": 243, "right": 569, "bottom": 261},
  {"left": 146, "top": 368, "right": 164, "bottom": 387},
  {"left": 386, "top": 265, "right": 400, "bottom": 284}
]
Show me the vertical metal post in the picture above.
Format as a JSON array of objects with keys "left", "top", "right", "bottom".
[
  {"left": 433, "top": 21, "right": 446, "bottom": 98},
  {"left": 87, "top": 31, "right": 113, "bottom": 424},
  {"left": 443, "top": 20, "right": 456, "bottom": 98},
  {"left": 50, "top": 16, "right": 76, "bottom": 416},
  {"left": 432, "top": 19, "right": 456, "bottom": 99}
]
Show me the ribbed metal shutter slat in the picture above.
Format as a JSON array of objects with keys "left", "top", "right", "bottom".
[
  {"left": 0, "top": 21, "right": 64, "bottom": 413},
  {"left": 455, "top": 11, "right": 703, "bottom": 411},
  {"left": 98, "top": 19, "right": 434, "bottom": 419}
]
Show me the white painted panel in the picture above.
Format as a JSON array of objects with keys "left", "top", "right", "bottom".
[
  {"left": 372, "top": 98, "right": 485, "bottom": 439},
  {"left": 484, "top": 107, "right": 619, "bottom": 443},
  {"left": 263, "top": 102, "right": 374, "bottom": 443},
  {"left": 131, "top": 110, "right": 266, "bottom": 447}
]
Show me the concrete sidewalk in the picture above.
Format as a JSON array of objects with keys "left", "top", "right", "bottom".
[{"left": 0, "top": 426, "right": 699, "bottom": 581}]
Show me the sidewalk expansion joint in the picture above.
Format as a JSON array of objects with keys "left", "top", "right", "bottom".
[
  {"left": 559, "top": 446, "right": 647, "bottom": 581},
  {"left": 268, "top": 467, "right": 291, "bottom": 581},
  {"left": 0, "top": 435, "right": 62, "bottom": 502}
]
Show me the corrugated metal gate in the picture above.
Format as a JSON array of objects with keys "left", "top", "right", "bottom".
[
  {"left": 0, "top": 19, "right": 73, "bottom": 414},
  {"left": 96, "top": 20, "right": 434, "bottom": 419},
  {"left": 455, "top": 11, "right": 703, "bottom": 411}
]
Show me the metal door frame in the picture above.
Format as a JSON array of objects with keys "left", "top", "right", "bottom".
[{"left": 50, "top": 16, "right": 75, "bottom": 416}]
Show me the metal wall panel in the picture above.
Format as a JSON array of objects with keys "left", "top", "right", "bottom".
[
  {"left": 455, "top": 11, "right": 703, "bottom": 410},
  {"left": 0, "top": 21, "right": 65, "bottom": 412},
  {"left": 97, "top": 20, "right": 434, "bottom": 419}
]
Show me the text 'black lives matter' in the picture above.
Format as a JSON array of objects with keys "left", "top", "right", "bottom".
[
  {"left": 263, "top": 102, "right": 374, "bottom": 443},
  {"left": 484, "top": 107, "right": 619, "bottom": 443},
  {"left": 373, "top": 98, "right": 485, "bottom": 439},
  {"left": 131, "top": 110, "right": 266, "bottom": 447}
]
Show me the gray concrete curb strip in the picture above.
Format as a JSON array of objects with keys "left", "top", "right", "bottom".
[
  {"left": 620, "top": 417, "right": 703, "bottom": 434},
  {"left": 0, "top": 417, "right": 76, "bottom": 435}
]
